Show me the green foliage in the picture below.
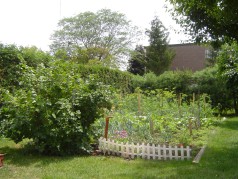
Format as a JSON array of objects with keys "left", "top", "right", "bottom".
[
  {"left": 62, "top": 63, "right": 133, "bottom": 93},
  {"left": 51, "top": 9, "right": 140, "bottom": 68},
  {"left": 130, "top": 67, "right": 234, "bottom": 114},
  {"left": 96, "top": 89, "right": 215, "bottom": 146},
  {"left": 167, "top": 0, "right": 238, "bottom": 46},
  {"left": 20, "top": 46, "right": 53, "bottom": 68},
  {"left": 0, "top": 44, "right": 24, "bottom": 90},
  {"left": 131, "top": 72, "right": 158, "bottom": 91},
  {"left": 145, "top": 16, "right": 175, "bottom": 75},
  {"left": 192, "top": 66, "right": 231, "bottom": 113},
  {"left": 127, "top": 45, "right": 146, "bottom": 76},
  {"left": 157, "top": 70, "right": 192, "bottom": 93},
  {"left": 131, "top": 71, "right": 192, "bottom": 93},
  {"left": 0, "top": 44, "right": 53, "bottom": 90},
  {"left": 217, "top": 42, "right": 238, "bottom": 114},
  {"left": 0, "top": 61, "right": 113, "bottom": 155}
]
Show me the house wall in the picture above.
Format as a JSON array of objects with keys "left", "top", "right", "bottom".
[{"left": 169, "top": 44, "right": 208, "bottom": 72}]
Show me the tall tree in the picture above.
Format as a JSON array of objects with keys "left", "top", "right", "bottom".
[
  {"left": 127, "top": 45, "right": 146, "bottom": 75},
  {"left": 50, "top": 9, "right": 140, "bottom": 68},
  {"left": 217, "top": 42, "right": 238, "bottom": 114},
  {"left": 167, "top": 0, "right": 238, "bottom": 46},
  {"left": 145, "top": 16, "right": 174, "bottom": 75}
]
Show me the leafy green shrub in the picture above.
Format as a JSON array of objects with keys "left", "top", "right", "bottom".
[
  {"left": 131, "top": 70, "right": 192, "bottom": 93},
  {"left": 131, "top": 72, "right": 158, "bottom": 91},
  {"left": 0, "top": 43, "right": 53, "bottom": 91},
  {"left": 0, "top": 61, "right": 112, "bottom": 155},
  {"left": 0, "top": 44, "right": 24, "bottom": 90},
  {"left": 217, "top": 42, "right": 238, "bottom": 114},
  {"left": 157, "top": 70, "right": 192, "bottom": 93},
  {"left": 192, "top": 66, "right": 232, "bottom": 113}
]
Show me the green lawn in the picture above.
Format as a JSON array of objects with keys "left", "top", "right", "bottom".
[{"left": 1, "top": 117, "right": 238, "bottom": 179}]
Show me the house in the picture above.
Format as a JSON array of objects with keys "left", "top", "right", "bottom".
[{"left": 169, "top": 43, "right": 212, "bottom": 72}]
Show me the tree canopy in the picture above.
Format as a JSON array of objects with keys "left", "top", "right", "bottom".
[
  {"left": 217, "top": 42, "right": 238, "bottom": 114},
  {"left": 167, "top": 0, "right": 238, "bottom": 46},
  {"left": 145, "top": 16, "right": 174, "bottom": 75},
  {"left": 127, "top": 45, "right": 146, "bottom": 75},
  {"left": 128, "top": 16, "right": 174, "bottom": 76},
  {"left": 50, "top": 9, "right": 140, "bottom": 68}
]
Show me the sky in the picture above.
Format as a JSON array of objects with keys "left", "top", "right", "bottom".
[{"left": 0, "top": 0, "right": 189, "bottom": 51}]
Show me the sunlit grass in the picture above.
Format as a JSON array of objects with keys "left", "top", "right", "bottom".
[{"left": 1, "top": 117, "right": 238, "bottom": 179}]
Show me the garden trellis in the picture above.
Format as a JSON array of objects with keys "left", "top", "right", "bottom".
[{"left": 99, "top": 137, "right": 191, "bottom": 160}]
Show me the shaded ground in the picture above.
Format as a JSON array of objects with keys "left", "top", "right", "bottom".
[{"left": 1, "top": 117, "right": 238, "bottom": 179}]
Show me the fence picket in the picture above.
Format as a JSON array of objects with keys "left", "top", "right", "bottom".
[
  {"left": 98, "top": 138, "right": 191, "bottom": 161},
  {"left": 181, "top": 145, "right": 184, "bottom": 160},
  {"left": 175, "top": 146, "right": 178, "bottom": 160},
  {"left": 152, "top": 144, "right": 155, "bottom": 160},
  {"left": 169, "top": 145, "right": 173, "bottom": 160},
  {"left": 158, "top": 144, "right": 161, "bottom": 160},
  {"left": 147, "top": 143, "right": 150, "bottom": 159},
  {"left": 142, "top": 143, "right": 145, "bottom": 159},
  {"left": 163, "top": 144, "right": 166, "bottom": 160}
]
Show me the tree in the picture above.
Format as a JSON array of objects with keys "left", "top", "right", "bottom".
[
  {"left": 0, "top": 44, "right": 53, "bottom": 91},
  {"left": 20, "top": 46, "right": 53, "bottom": 68},
  {"left": 127, "top": 45, "right": 146, "bottom": 75},
  {"left": 217, "top": 42, "right": 238, "bottom": 114},
  {"left": 0, "top": 61, "right": 112, "bottom": 155},
  {"left": 167, "top": 0, "right": 238, "bottom": 46},
  {"left": 50, "top": 9, "right": 140, "bottom": 68},
  {"left": 145, "top": 16, "right": 174, "bottom": 75}
]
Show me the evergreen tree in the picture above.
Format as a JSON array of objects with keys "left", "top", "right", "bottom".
[
  {"left": 145, "top": 16, "right": 174, "bottom": 75},
  {"left": 127, "top": 45, "right": 146, "bottom": 75}
]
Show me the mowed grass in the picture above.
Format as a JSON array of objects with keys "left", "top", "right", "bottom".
[{"left": 1, "top": 117, "right": 238, "bottom": 179}]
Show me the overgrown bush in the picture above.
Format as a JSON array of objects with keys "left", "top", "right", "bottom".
[
  {"left": 77, "top": 64, "right": 132, "bottom": 93},
  {"left": 0, "top": 61, "right": 113, "bottom": 155},
  {"left": 0, "top": 44, "right": 53, "bottom": 91},
  {"left": 157, "top": 70, "right": 192, "bottom": 93},
  {"left": 131, "top": 71, "right": 192, "bottom": 93},
  {"left": 192, "top": 66, "right": 232, "bottom": 113},
  {"left": 130, "top": 67, "right": 235, "bottom": 114},
  {"left": 0, "top": 44, "right": 24, "bottom": 90},
  {"left": 217, "top": 42, "right": 238, "bottom": 114}
]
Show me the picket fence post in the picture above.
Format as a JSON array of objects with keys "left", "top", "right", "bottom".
[{"left": 98, "top": 138, "right": 191, "bottom": 161}]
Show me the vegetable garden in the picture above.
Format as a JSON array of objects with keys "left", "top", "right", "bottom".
[{"left": 95, "top": 88, "right": 217, "bottom": 151}]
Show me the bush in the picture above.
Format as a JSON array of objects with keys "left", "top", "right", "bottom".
[
  {"left": 0, "top": 44, "right": 53, "bottom": 91},
  {"left": 192, "top": 66, "right": 232, "bottom": 113},
  {"left": 157, "top": 70, "right": 192, "bottom": 93},
  {"left": 0, "top": 44, "right": 24, "bottom": 90},
  {"left": 0, "top": 61, "right": 112, "bottom": 155},
  {"left": 131, "top": 71, "right": 192, "bottom": 93},
  {"left": 131, "top": 72, "right": 158, "bottom": 91}
]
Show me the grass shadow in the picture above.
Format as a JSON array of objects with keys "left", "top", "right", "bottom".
[
  {"left": 0, "top": 145, "right": 90, "bottom": 167},
  {"left": 218, "top": 117, "right": 238, "bottom": 130}
]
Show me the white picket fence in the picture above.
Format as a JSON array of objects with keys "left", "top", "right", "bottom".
[{"left": 98, "top": 137, "right": 191, "bottom": 160}]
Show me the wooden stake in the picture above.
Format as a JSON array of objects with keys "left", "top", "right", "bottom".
[
  {"left": 104, "top": 116, "right": 112, "bottom": 140},
  {"left": 189, "top": 118, "right": 193, "bottom": 136},
  {"left": 138, "top": 92, "right": 141, "bottom": 115}
]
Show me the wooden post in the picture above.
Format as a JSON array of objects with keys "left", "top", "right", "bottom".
[
  {"left": 150, "top": 119, "right": 154, "bottom": 135},
  {"left": 138, "top": 92, "right": 141, "bottom": 115},
  {"left": 0, "top": 154, "right": 4, "bottom": 167},
  {"left": 189, "top": 118, "right": 193, "bottom": 136},
  {"left": 104, "top": 116, "right": 112, "bottom": 140},
  {"left": 197, "top": 93, "right": 201, "bottom": 128},
  {"left": 178, "top": 93, "right": 182, "bottom": 118}
]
